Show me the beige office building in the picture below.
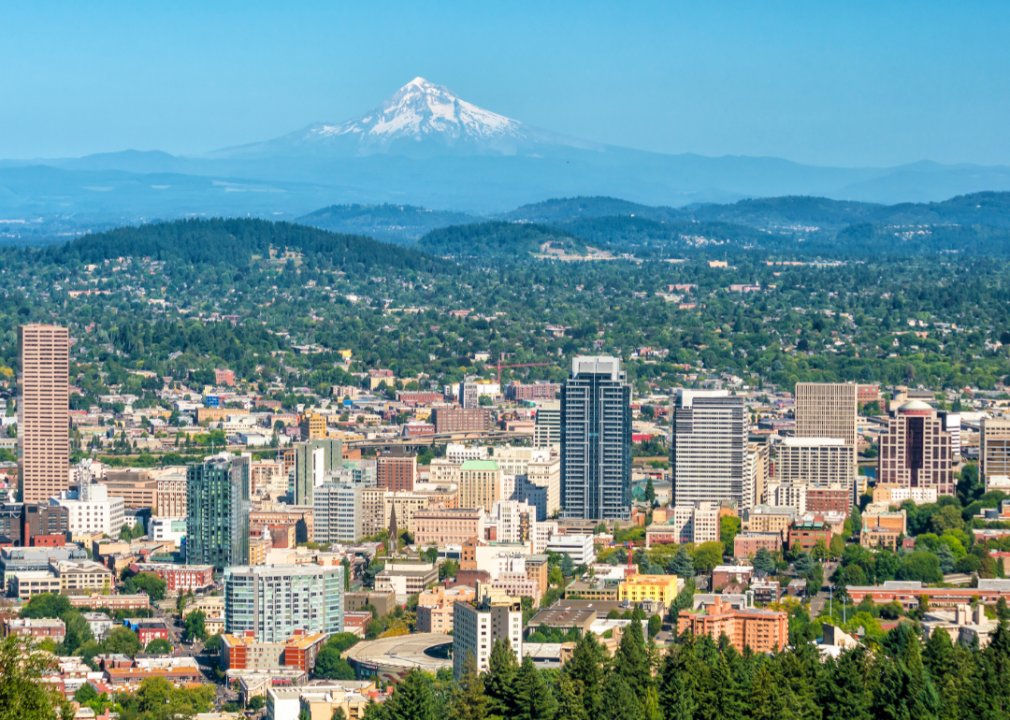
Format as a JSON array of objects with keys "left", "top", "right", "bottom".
[
  {"left": 19, "top": 324, "right": 70, "bottom": 504},
  {"left": 458, "top": 460, "right": 501, "bottom": 512},
  {"left": 775, "top": 437, "right": 855, "bottom": 487},
  {"left": 794, "top": 383, "right": 857, "bottom": 447},
  {"left": 746, "top": 442, "right": 770, "bottom": 509},
  {"left": 981, "top": 418, "right": 1010, "bottom": 479}
]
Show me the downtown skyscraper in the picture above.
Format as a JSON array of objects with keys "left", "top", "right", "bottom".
[
  {"left": 560, "top": 356, "right": 631, "bottom": 521},
  {"left": 187, "top": 453, "right": 250, "bottom": 570},
  {"left": 670, "top": 390, "right": 747, "bottom": 507},
  {"left": 18, "top": 324, "right": 69, "bottom": 504}
]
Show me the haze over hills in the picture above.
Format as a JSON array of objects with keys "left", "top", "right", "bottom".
[{"left": 3, "top": 77, "right": 1010, "bottom": 237}]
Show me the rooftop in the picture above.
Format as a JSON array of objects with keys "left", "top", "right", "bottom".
[
  {"left": 343, "top": 633, "right": 452, "bottom": 673},
  {"left": 460, "top": 460, "right": 499, "bottom": 471}
]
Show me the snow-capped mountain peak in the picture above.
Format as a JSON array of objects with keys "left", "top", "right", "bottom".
[
  {"left": 312, "top": 77, "right": 526, "bottom": 149},
  {"left": 209, "top": 77, "right": 602, "bottom": 159}
]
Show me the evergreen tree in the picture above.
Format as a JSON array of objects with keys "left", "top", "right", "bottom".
[
  {"left": 980, "top": 612, "right": 1010, "bottom": 717},
  {"left": 600, "top": 673, "right": 638, "bottom": 720},
  {"left": 748, "top": 663, "right": 796, "bottom": 720},
  {"left": 614, "top": 617, "right": 651, "bottom": 708},
  {"left": 448, "top": 656, "right": 488, "bottom": 720},
  {"left": 645, "top": 477, "right": 657, "bottom": 506},
  {"left": 669, "top": 546, "right": 695, "bottom": 578},
  {"left": 935, "top": 544, "right": 956, "bottom": 574},
  {"left": 565, "top": 632, "right": 606, "bottom": 718},
  {"left": 553, "top": 673, "right": 587, "bottom": 720},
  {"left": 820, "top": 648, "right": 874, "bottom": 720},
  {"left": 872, "top": 628, "right": 939, "bottom": 720},
  {"left": 484, "top": 639, "right": 518, "bottom": 719},
  {"left": 923, "top": 629, "right": 970, "bottom": 720},
  {"left": 382, "top": 668, "right": 435, "bottom": 720},
  {"left": 512, "top": 656, "right": 556, "bottom": 720},
  {"left": 752, "top": 547, "right": 776, "bottom": 576},
  {"left": 776, "top": 643, "right": 823, "bottom": 720},
  {"left": 659, "top": 638, "right": 699, "bottom": 720},
  {"left": 794, "top": 551, "right": 815, "bottom": 577}
]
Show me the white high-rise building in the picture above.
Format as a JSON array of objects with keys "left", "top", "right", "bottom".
[
  {"left": 314, "top": 483, "right": 363, "bottom": 543},
  {"left": 452, "top": 589, "right": 522, "bottom": 679},
  {"left": 516, "top": 454, "right": 561, "bottom": 521},
  {"left": 775, "top": 437, "right": 854, "bottom": 488},
  {"left": 670, "top": 390, "right": 746, "bottom": 507},
  {"left": 534, "top": 402, "right": 561, "bottom": 449},
  {"left": 224, "top": 564, "right": 344, "bottom": 643},
  {"left": 492, "top": 500, "right": 538, "bottom": 550}
]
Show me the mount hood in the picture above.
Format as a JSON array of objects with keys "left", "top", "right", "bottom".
[{"left": 209, "top": 77, "right": 601, "bottom": 159}]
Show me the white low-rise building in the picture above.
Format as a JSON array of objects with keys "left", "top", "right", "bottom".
[
  {"left": 50, "top": 483, "right": 125, "bottom": 537},
  {"left": 149, "top": 516, "right": 187, "bottom": 546},
  {"left": 545, "top": 534, "right": 596, "bottom": 565}
]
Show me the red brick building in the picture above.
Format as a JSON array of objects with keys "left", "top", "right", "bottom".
[
  {"left": 504, "top": 382, "right": 560, "bottom": 401},
  {"left": 678, "top": 597, "right": 788, "bottom": 653},
  {"left": 214, "top": 369, "right": 236, "bottom": 387},
  {"left": 857, "top": 384, "right": 880, "bottom": 404},
  {"left": 733, "top": 532, "right": 782, "bottom": 559},
  {"left": 396, "top": 392, "right": 446, "bottom": 406},
  {"left": 124, "top": 619, "right": 170, "bottom": 647},
  {"left": 377, "top": 449, "right": 417, "bottom": 493},
  {"left": 431, "top": 407, "right": 492, "bottom": 434},
  {"left": 806, "top": 486, "right": 852, "bottom": 516},
  {"left": 788, "top": 521, "right": 834, "bottom": 552},
  {"left": 847, "top": 581, "right": 1010, "bottom": 609},
  {"left": 31, "top": 534, "right": 66, "bottom": 547},
  {"left": 68, "top": 594, "right": 150, "bottom": 611},
  {"left": 131, "top": 563, "right": 215, "bottom": 593},
  {"left": 4, "top": 617, "right": 65, "bottom": 642}
]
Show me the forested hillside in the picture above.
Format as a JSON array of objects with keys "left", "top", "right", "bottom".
[
  {"left": 415, "top": 222, "right": 590, "bottom": 258},
  {"left": 39, "top": 218, "right": 440, "bottom": 272},
  {"left": 289, "top": 190, "right": 1010, "bottom": 260},
  {"left": 297, "top": 203, "right": 475, "bottom": 243},
  {"left": 499, "top": 196, "right": 682, "bottom": 223}
]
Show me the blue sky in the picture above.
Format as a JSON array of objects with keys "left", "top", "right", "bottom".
[{"left": 1, "top": 1, "right": 1007, "bottom": 167}]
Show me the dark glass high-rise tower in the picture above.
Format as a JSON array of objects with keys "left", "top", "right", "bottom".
[
  {"left": 187, "top": 454, "right": 250, "bottom": 570},
  {"left": 560, "top": 356, "right": 631, "bottom": 521}
]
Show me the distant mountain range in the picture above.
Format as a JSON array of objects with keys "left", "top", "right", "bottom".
[
  {"left": 3, "top": 77, "right": 1010, "bottom": 238},
  {"left": 297, "top": 191, "right": 1010, "bottom": 245}
]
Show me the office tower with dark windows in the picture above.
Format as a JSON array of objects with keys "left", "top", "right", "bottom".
[
  {"left": 187, "top": 453, "right": 250, "bottom": 570},
  {"left": 878, "top": 401, "right": 954, "bottom": 497},
  {"left": 560, "top": 356, "right": 631, "bottom": 521},
  {"left": 18, "top": 324, "right": 69, "bottom": 504},
  {"left": 670, "top": 390, "right": 747, "bottom": 507}
]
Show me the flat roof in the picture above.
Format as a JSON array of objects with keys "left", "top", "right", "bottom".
[
  {"left": 460, "top": 460, "right": 499, "bottom": 471},
  {"left": 343, "top": 633, "right": 452, "bottom": 673},
  {"left": 527, "top": 608, "right": 597, "bottom": 628}
]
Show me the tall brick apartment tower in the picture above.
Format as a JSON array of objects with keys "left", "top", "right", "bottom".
[{"left": 19, "top": 324, "right": 69, "bottom": 504}]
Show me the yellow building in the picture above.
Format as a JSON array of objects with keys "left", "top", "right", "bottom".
[
  {"left": 618, "top": 575, "right": 682, "bottom": 605},
  {"left": 300, "top": 413, "right": 327, "bottom": 440},
  {"left": 249, "top": 537, "right": 270, "bottom": 566}
]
